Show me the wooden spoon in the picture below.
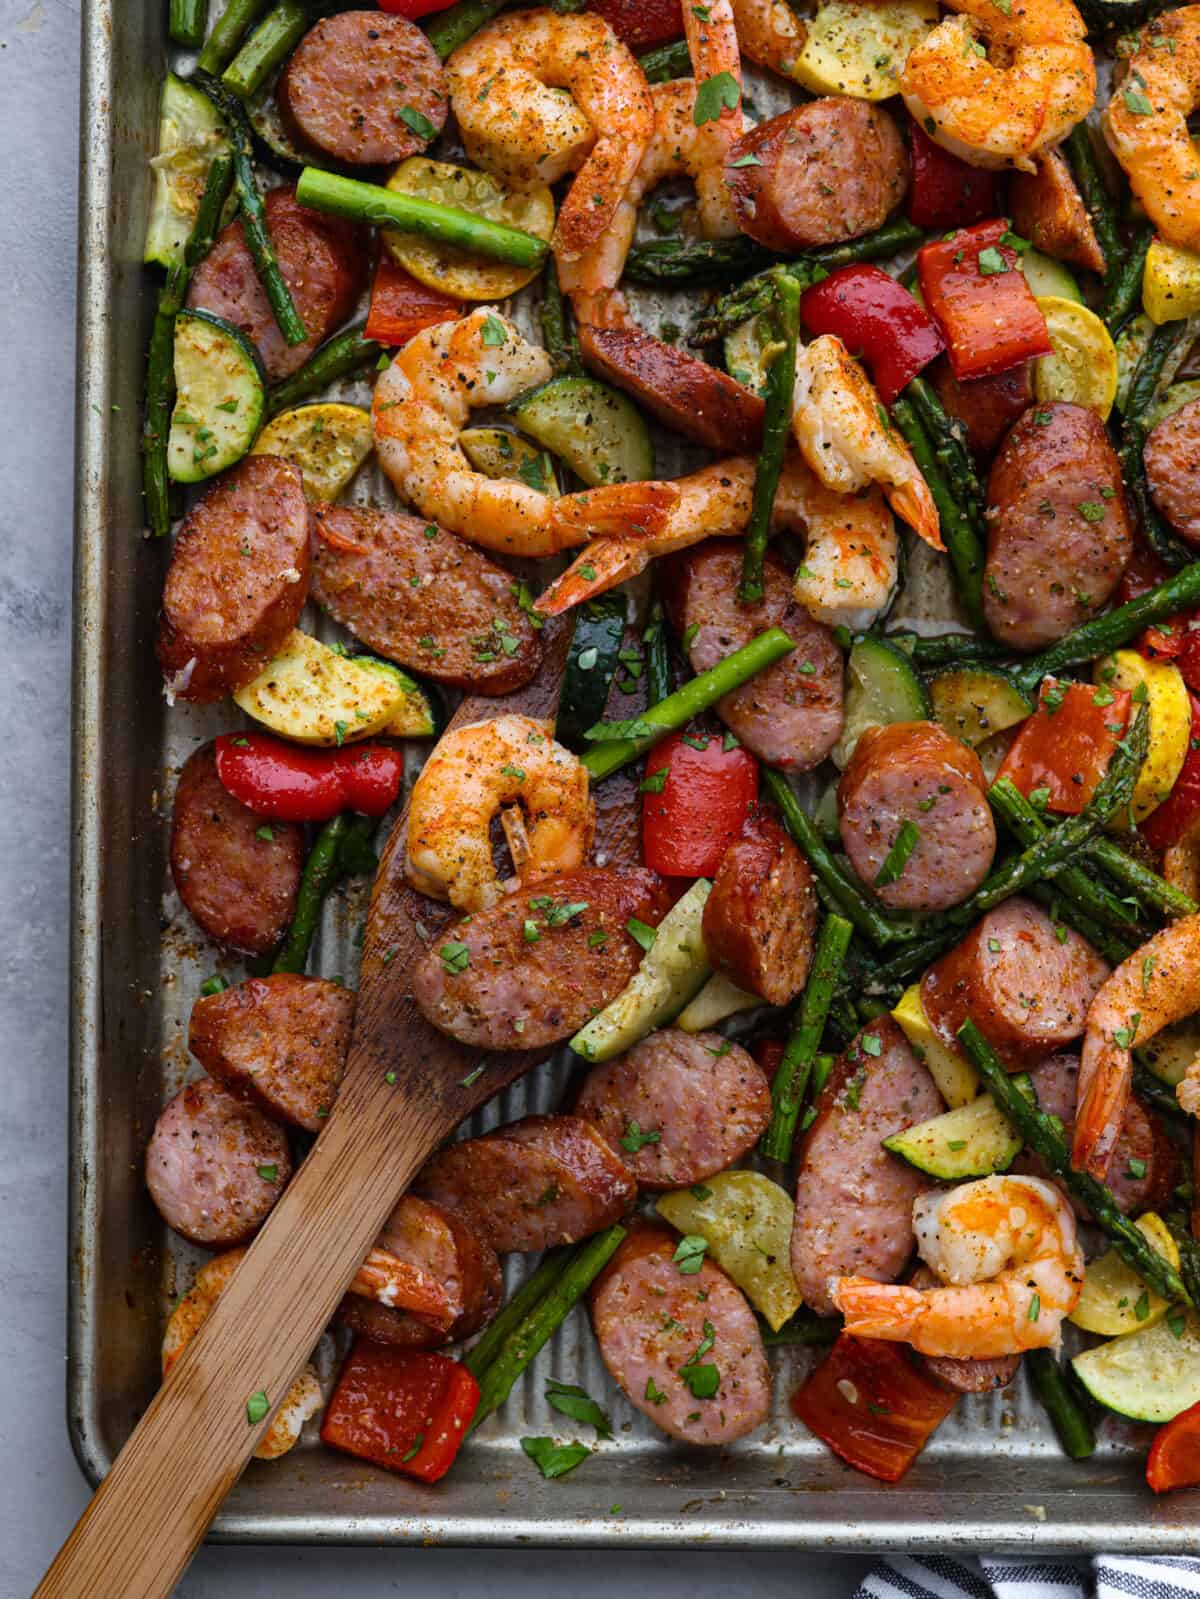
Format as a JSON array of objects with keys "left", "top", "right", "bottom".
[{"left": 36, "top": 620, "right": 572, "bottom": 1597}]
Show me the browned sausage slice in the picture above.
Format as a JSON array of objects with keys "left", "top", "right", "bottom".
[
  {"left": 157, "top": 456, "right": 310, "bottom": 704},
  {"left": 702, "top": 805, "right": 818, "bottom": 1002},
  {"left": 984, "top": 403, "right": 1131, "bottom": 650},
  {"left": 664, "top": 540, "right": 844, "bottom": 771},
  {"left": 145, "top": 1076, "right": 292, "bottom": 1247},
  {"left": 930, "top": 357, "right": 1033, "bottom": 461},
  {"left": 1145, "top": 398, "right": 1200, "bottom": 546},
  {"left": 838, "top": 721, "right": 996, "bottom": 911},
  {"left": 187, "top": 186, "right": 367, "bottom": 382},
  {"left": 170, "top": 743, "right": 305, "bottom": 956},
  {"left": 590, "top": 1226, "right": 771, "bottom": 1444},
  {"left": 188, "top": 974, "right": 354, "bottom": 1131},
  {"left": 1008, "top": 150, "right": 1106, "bottom": 275},
  {"left": 574, "top": 1028, "right": 771, "bottom": 1188},
  {"left": 279, "top": 13, "right": 448, "bottom": 166},
  {"left": 337, "top": 1195, "right": 502, "bottom": 1347},
  {"left": 310, "top": 505, "right": 542, "bottom": 694},
  {"left": 791, "top": 1017, "right": 942, "bottom": 1315},
  {"left": 922, "top": 898, "right": 1110, "bottom": 1071},
  {"left": 415, "top": 1114, "right": 636, "bottom": 1253},
  {"left": 725, "top": 99, "right": 907, "bottom": 252},
  {"left": 1015, "top": 1054, "right": 1180, "bottom": 1217},
  {"left": 411, "top": 867, "right": 671, "bottom": 1049},
  {"left": 576, "top": 323, "right": 764, "bottom": 453}
]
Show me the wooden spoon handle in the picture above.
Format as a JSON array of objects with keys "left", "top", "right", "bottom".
[{"left": 36, "top": 1043, "right": 450, "bottom": 1598}]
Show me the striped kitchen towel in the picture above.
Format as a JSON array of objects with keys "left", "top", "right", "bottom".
[{"left": 856, "top": 1555, "right": 1200, "bottom": 1599}]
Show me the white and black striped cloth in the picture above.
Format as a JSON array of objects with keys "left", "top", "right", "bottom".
[{"left": 857, "top": 1555, "right": 1200, "bottom": 1599}]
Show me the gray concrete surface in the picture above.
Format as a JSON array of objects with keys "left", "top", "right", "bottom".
[{"left": 0, "top": 0, "right": 874, "bottom": 1590}]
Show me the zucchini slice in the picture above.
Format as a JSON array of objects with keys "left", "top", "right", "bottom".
[
  {"left": 1033, "top": 296, "right": 1119, "bottom": 420},
  {"left": 247, "top": 84, "right": 312, "bottom": 178},
  {"left": 558, "top": 595, "right": 628, "bottom": 748},
  {"left": 882, "top": 1080, "right": 1031, "bottom": 1180},
  {"left": 891, "top": 983, "right": 980, "bottom": 1107},
  {"left": 928, "top": 667, "right": 1033, "bottom": 749},
  {"left": 356, "top": 658, "right": 439, "bottom": 737},
  {"left": 251, "top": 403, "right": 373, "bottom": 502},
  {"left": 1069, "top": 1213, "right": 1180, "bottom": 1336},
  {"left": 675, "top": 971, "right": 761, "bottom": 1031},
  {"left": 1114, "top": 313, "right": 1154, "bottom": 414},
  {"left": 1143, "top": 379, "right": 1200, "bottom": 436},
  {"left": 831, "top": 635, "right": 931, "bottom": 769},
  {"left": 168, "top": 310, "right": 266, "bottom": 484},
  {"left": 512, "top": 376, "right": 655, "bottom": 487},
  {"left": 656, "top": 1172, "right": 801, "bottom": 1331},
  {"left": 1072, "top": 1311, "right": 1200, "bottom": 1423},
  {"left": 723, "top": 313, "right": 773, "bottom": 396},
  {"left": 570, "top": 880, "right": 711, "bottom": 1062},
  {"left": 459, "top": 427, "right": 560, "bottom": 497},
  {"left": 144, "top": 73, "right": 229, "bottom": 269},
  {"left": 1138, "top": 1017, "right": 1200, "bottom": 1088},
  {"left": 232, "top": 631, "right": 411, "bottom": 746},
  {"left": 1020, "top": 249, "right": 1082, "bottom": 303}
]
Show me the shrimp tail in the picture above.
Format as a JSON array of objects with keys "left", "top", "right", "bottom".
[
  {"left": 830, "top": 1278, "right": 925, "bottom": 1343},
  {"left": 548, "top": 481, "right": 680, "bottom": 548},
  {"left": 535, "top": 536, "right": 652, "bottom": 615},
  {"left": 892, "top": 478, "right": 945, "bottom": 553},
  {"left": 1072, "top": 1042, "right": 1131, "bottom": 1180}
]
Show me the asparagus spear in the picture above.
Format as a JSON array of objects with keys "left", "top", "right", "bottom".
[
  {"left": 890, "top": 394, "right": 987, "bottom": 632},
  {"left": 1103, "top": 226, "right": 1152, "bottom": 335},
  {"left": 624, "top": 236, "right": 776, "bottom": 288},
  {"left": 197, "top": 0, "right": 270, "bottom": 74},
  {"left": 1026, "top": 1348, "right": 1096, "bottom": 1460},
  {"left": 642, "top": 600, "right": 672, "bottom": 707},
  {"left": 904, "top": 373, "right": 984, "bottom": 524},
  {"left": 1131, "top": 1061, "right": 1187, "bottom": 1123},
  {"left": 637, "top": 36, "right": 691, "bottom": 82},
  {"left": 1065, "top": 123, "right": 1123, "bottom": 289},
  {"left": 740, "top": 275, "right": 801, "bottom": 602},
  {"left": 143, "top": 153, "right": 235, "bottom": 537},
  {"left": 266, "top": 323, "right": 383, "bottom": 417},
  {"left": 462, "top": 1249, "right": 571, "bottom": 1379},
  {"left": 580, "top": 628, "right": 795, "bottom": 781},
  {"left": 194, "top": 71, "right": 308, "bottom": 347},
  {"left": 468, "top": 1226, "right": 627, "bottom": 1432},
  {"left": 425, "top": 0, "right": 510, "bottom": 57},
  {"left": 889, "top": 632, "right": 1012, "bottom": 670},
  {"left": 760, "top": 913, "right": 854, "bottom": 1161},
  {"left": 295, "top": 168, "right": 548, "bottom": 268},
  {"left": 170, "top": 0, "right": 209, "bottom": 48},
  {"left": 272, "top": 814, "right": 376, "bottom": 975},
  {"left": 959, "top": 1020, "right": 1192, "bottom": 1306},
  {"left": 221, "top": 0, "right": 307, "bottom": 98},
  {"left": 539, "top": 257, "right": 583, "bottom": 378}
]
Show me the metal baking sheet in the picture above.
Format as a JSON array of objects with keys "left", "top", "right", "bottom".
[{"left": 69, "top": 0, "right": 1200, "bottom": 1548}]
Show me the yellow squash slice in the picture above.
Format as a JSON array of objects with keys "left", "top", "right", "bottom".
[{"left": 656, "top": 1171, "right": 801, "bottom": 1330}]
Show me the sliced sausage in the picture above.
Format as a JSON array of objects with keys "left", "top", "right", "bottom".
[
  {"left": 664, "top": 540, "right": 844, "bottom": 771},
  {"left": 1008, "top": 150, "right": 1106, "bottom": 275},
  {"left": 574, "top": 1028, "right": 771, "bottom": 1188},
  {"left": 591, "top": 1225, "right": 771, "bottom": 1444},
  {"left": 984, "top": 402, "right": 1131, "bottom": 650},
  {"left": 1016, "top": 1054, "right": 1180, "bottom": 1217},
  {"left": 1145, "top": 398, "right": 1200, "bottom": 546},
  {"left": 411, "top": 866, "right": 671, "bottom": 1050},
  {"left": 188, "top": 974, "right": 354, "bottom": 1132},
  {"left": 309, "top": 505, "right": 541, "bottom": 694},
  {"left": 921, "top": 897, "right": 1110, "bottom": 1071},
  {"left": 837, "top": 721, "right": 996, "bottom": 911},
  {"left": 157, "top": 456, "right": 310, "bottom": 704},
  {"left": 187, "top": 186, "right": 367, "bottom": 382},
  {"left": 170, "top": 743, "right": 304, "bottom": 956},
  {"left": 790, "top": 1017, "right": 942, "bottom": 1315},
  {"left": 415, "top": 1114, "right": 636, "bottom": 1253},
  {"left": 930, "top": 357, "right": 1033, "bottom": 461},
  {"left": 337, "top": 1195, "right": 501, "bottom": 1347},
  {"left": 724, "top": 99, "right": 907, "bottom": 252},
  {"left": 576, "top": 323, "right": 764, "bottom": 453},
  {"left": 145, "top": 1076, "right": 292, "bottom": 1247},
  {"left": 279, "top": 12, "right": 448, "bottom": 167},
  {"left": 702, "top": 805, "right": 818, "bottom": 1002}
]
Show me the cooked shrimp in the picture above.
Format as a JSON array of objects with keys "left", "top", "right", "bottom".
[
  {"left": 832, "top": 1177, "right": 1084, "bottom": 1359},
  {"left": 372, "top": 308, "right": 678, "bottom": 557},
  {"left": 730, "top": 0, "right": 808, "bottom": 77},
  {"left": 902, "top": 0, "right": 1094, "bottom": 172},
  {"left": 1103, "top": 8, "right": 1200, "bottom": 253},
  {"left": 406, "top": 714, "right": 595, "bottom": 911},
  {"left": 348, "top": 1249, "right": 455, "bottom": 1329},
  {"left": 1075, "top": 913, "right": 1200, "bottom": 1178},
  {"left": 561, "top": 0, "right": 743, "bottom": 322},
  {"left": 533, "top": 452, "right": 898, "bottom": 628},
  {"left": 162, "top": 1250, "right": 323, "bottom": 1460},
  {"left": 791, "top": 335, "right": 943, "bottom": 552},
  {"left": 446, "top": 9, "right": 653, "bottom": 262}
]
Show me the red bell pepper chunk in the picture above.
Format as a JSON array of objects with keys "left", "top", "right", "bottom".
[
  {"left": 1147, "top": 1398, "right": 1200, "bottom": 1493},
  {"left": 321, "top": 1345, "right": 480, "bottom": 1483},
  {"left": 586, "top": 0, "right": 683, "bottom": 47},
  {"left": 1141, "top": 694, "right": 1200, "bottom": 853},
  {"left": 376, "top": 0, "right": 456, "bottom": 14},
  {"left": 801, "top": 264, "right": 944, "bottom": 405},
  {"left": 906, "top": 119, "right": 1001, "bottom": 230},
  {"left": 791, "top": 1333, "right": 960, "bottom": 1482},
  {"left": 995, "top": 678, "right": 1132, "bottom": 817},
  {"left": 366, "top": 257, "right": 462, "bottom": 348},
  {"left": 917, "top": 219, "right": 1053, "bottom": 381},
  {"left": 215, "top": 731, "right": 404, "bottom": 822},
  {"left": 641, "top": 728, "right": 758, "bottom": 877}
]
